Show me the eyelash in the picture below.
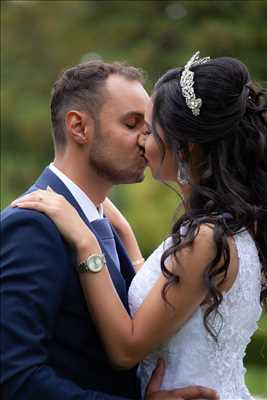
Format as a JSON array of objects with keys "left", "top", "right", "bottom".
[{"left": 126, "top": 124, "right": 136, "bottom": 129}]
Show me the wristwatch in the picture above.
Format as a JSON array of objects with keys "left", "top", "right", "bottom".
[{"left": 77, "top": 254, "right": 106, "bottom": 273}]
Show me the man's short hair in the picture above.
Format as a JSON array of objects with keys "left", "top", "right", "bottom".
[{"left": 50, "top": 60, "right": 144, "bottom": 150}]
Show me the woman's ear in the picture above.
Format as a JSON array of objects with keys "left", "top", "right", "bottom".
[
  {"left": 188, "top": 143, "right": 195, "bottom": 153},
  {"left": 65, "top": 110, "right": 94, "bottom": 145},
  {"left": 185, "top": 143, "right": 197, "bottom": 162},
  {"left": 177, "top": 144, "right": 191, "bottom": 161}
]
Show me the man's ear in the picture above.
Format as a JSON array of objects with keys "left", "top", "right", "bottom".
[{"left": 65, "top": 110, "right": 94, "bottom": 144}]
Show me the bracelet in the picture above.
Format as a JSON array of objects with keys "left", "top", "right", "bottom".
[{"left": 132, "top": 257, "right": 145, "bottom": 267}]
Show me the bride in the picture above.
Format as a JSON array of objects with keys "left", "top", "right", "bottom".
[{"left": 12, "top": 52, "right": 267, "bottom": 398}]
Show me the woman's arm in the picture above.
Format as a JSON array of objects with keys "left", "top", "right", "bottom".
[
  {"left": 76, "top": 226, "right": 212, "bottom": 368},
  {"left": 11, "top": 190, "right": 219, "bottom": 369},
  {"left": 103, "top": 198, "right": 144, "bottom": 271}
]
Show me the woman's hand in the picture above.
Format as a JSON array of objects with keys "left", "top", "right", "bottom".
[{"left": 11, "top": 187, "right": 101, "bottom": 259}]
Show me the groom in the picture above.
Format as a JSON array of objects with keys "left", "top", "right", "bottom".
[{"left": 1, "top": 61, "right": 218, "bottom": 400}]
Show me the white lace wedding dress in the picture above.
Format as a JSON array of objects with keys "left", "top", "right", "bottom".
[{"left": 128, "top": 229, "right": 262, "bottom": 399}]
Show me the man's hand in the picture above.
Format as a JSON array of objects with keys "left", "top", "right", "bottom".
[{"left": 145, "top": 359, "right": 219, "bottom": 400}]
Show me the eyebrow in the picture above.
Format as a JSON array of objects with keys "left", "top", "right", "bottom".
[{"left": 122, "top": 111, "right": 144, "bottom": 119}]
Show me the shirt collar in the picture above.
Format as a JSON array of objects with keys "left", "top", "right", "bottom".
[{"left": 49, "top": 163, "right": 103, "bottom": 222}]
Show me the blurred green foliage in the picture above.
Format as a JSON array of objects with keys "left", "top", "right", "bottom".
[
  {"left": 245, "top": 315, "right": 267, "bottom": 396},
  {"left": 2, "top": 0, "right": 267, "bottom": 253},
  {"left": 246, "top": 365, "right": 267, "bottom": 398},
  {"left": 1, "top": 0, "right": 267, "bottom": 395}
]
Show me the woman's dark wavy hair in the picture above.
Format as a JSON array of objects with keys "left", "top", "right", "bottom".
[{"left": 152, "top": 56, "right": 267, "bottom": 339}]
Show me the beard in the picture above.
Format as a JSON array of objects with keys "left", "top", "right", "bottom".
[{"left": 89, "top": 125, "right": 145, "bottom": 185}]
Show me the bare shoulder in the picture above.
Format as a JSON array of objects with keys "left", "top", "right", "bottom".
[
  {"left": 192, "top": 223, "right": 216, "bottom": 249},
  {"left": 173, "top": 223, "right": 238, "bottom": 292},
  {"left": 176, "top": 223, "right": 216, "bottom": 271}
]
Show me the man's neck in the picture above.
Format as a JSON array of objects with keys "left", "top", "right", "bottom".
[{"left": 53, "top": 158, "right": 112, "bottom": 207}]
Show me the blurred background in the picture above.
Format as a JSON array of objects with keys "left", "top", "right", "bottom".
[{"left": 1, "top": 0, "right": 267, "bottom": 396}]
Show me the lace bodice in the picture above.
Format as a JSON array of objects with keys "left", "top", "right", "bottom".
[{"left": 128, "top": 230, "right": 262, "bottom": 399}]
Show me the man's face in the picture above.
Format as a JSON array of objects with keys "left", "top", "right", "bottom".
[{"left": 89, "top": 75, "right": 150, "bottom": 184}]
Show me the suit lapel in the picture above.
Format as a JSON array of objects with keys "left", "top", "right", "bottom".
[{"left": 34, "top": 167, "right": 90, "bottom": 224}]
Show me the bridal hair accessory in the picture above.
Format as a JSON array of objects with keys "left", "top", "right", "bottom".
[
  {"left": 180, "top": 51, "right": 210, "bottom": 116},
  {"left": 177, "top": 159, "right": 191, "bottom": 185}
]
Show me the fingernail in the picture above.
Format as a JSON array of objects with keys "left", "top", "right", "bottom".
[{"left": 13, "top": 201, "right": 22, "bottom": 206}]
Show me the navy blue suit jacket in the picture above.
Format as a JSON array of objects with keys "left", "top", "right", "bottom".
[{"left": 0, "top": 168, "right": 140, "bottom": 400}]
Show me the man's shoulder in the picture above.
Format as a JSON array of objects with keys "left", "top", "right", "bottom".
[
  {"left": 1, "top": 202, "right": 53, "bottom": 228},
  {"left": 1, "top": 196, "right": 71, "bottom": 274}
]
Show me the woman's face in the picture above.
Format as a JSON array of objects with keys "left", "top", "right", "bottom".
[{"left": 142, "top": 100, "right": 178, "bottom": 182}]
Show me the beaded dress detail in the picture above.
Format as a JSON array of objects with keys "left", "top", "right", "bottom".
[{"left": 128, "top": 230, "right": 262, "bottom": 399}]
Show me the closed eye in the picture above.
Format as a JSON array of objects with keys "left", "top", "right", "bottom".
[
  {"left": 123, "top": 112, "right": 144, "bottom": 130},
  {"left": 126, "top": 123, "right": 137, "bottom": 129}
]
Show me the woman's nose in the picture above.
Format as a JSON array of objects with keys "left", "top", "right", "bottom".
[{"left": 137, "top": 132, "right": 147, "bottom": 148}]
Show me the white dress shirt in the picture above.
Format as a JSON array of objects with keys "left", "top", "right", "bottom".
[
  {"left": 48, "top": 164, "right": 121, "bottom": 271},
  {"left": 49, "top": 163, "right": 103, "bottom": 223}
]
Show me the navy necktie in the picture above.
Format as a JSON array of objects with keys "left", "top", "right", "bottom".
[{"left": 90, "top": 218, "right": 120, "bottom": 271}]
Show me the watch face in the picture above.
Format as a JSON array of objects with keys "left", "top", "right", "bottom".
[{"left": 87, "top": 255, "right": 105, "bottom": 272}]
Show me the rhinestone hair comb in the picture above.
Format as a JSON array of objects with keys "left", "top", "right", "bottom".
[{"left": 180, "top": 51, "right": 210, "bottom": 116}]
